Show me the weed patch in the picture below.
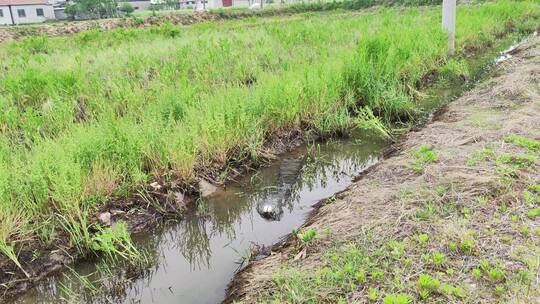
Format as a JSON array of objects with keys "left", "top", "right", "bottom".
[{"left": 412, "top": 145, "right": 438, "bottom": 173}]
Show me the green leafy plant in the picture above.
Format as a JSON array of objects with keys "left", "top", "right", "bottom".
[
  {"left": 412, "top": 144, "right": 439, "bottom": 173},
  {"left": 504, "top": 134, "right": 540, "bottom": 152},
  {"left": 417, "top": 233, "right": 429, "bottom": 245},
  {"left": 460, "top": 239, "right": 475, "bottom": 254},
  {"left": 297, "top": 228, "right": 317, "bottom": 245},
  {"left": 368, "top": 287, "right": 379, "bottom": 301},
  {"left": 468, "top": 146, "right": 495, "bottom": 166},
  {"left": 526, "top": 208, "right": 540, "bottom": 219},
  {"left": 496, "top": 153, "right": 536, "bottom": 170},
  {"left": 417, "top": 274, "right": 440, "bottom": 298},
  {"left": 383, "top": 293, "right": 412, "bottom": 304},
  {"left": 430, "top": 251, "right": 447, "bottom": 267}
]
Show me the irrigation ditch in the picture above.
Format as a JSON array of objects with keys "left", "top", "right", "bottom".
[{"left": 3, "top": 24, "right": 536, "bottom": 303}]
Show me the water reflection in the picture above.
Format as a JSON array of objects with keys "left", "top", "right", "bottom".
[{"left": 13, "top": 134, "right": 387, "bottom": 304}]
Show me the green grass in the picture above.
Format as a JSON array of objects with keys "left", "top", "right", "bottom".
[
  {"left": 0, "top": 1, "right": 538, "bottom": 266},
  {"left": 412, "top": 144, "right": 439, "bottom": 173}
]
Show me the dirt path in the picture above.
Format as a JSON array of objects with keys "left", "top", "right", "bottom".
[{"left": 227, "top": 34, "right": 540, "bottom": 303}]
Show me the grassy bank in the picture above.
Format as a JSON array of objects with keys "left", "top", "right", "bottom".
[{"left": 0, "top": 0, "right": 538, "bottom": 278}]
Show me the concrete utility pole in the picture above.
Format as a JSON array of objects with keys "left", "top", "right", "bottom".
[{"left": 442, "top": 0, "right": 456, "bottom": 55}]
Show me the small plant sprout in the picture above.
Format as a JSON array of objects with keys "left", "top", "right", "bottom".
[
  {"left": 472, "top": 268, "right": 482, "bottom": 279},
  {"left": 460, "top": 239, "right": 475, "bottom": 254},
  {"left": 526, "top": 208, "right": 540, "bottom": 219},
  {"left": 355, "top": 268, "right": 367, "bottom": 283},
  {"left": 522, "top": 190, "right": 535, "bottom": 205},
  {"left": 504, "top": 134, "right": 540, "bottom": 152},
  {"left": 461, "top": 207, "right": 472, "bottom": 219},
  {"left": 415, "top": 202, "right": 435, "bottom": 221},
  {"left": 487, "top": 267, "right": 505, "bottom": 283},
  {"left": 412, "top": 144, "right": 439, "bottom": 173},
  {"left": 441, "top": 283, "right": 465, "bottom": 298},
  {"left": 417, "top": 274, "right": 440, "bottom": 298},
  {"left": 448, "top": 241, "right": 458, "bottom": 252},
  {"left": 436, "top": 185, "right": 448, "bottom": 196},
  {"left": 431, "top": 251, "right": 447, "bottom": 267},
  {"left": 517, "top": 270, "right": 532, "bottom": 284},
  {"left": 528, "top": 183, "right": 540, "bottom": 193},
  {"left": 297, "top": 228, "right": 317, "bottom": 246},
  {"left": 383, "top": 293, "right": 412, "bottom": 304},
  {"left": 473, "top": 260, "right": 506, "bottom": 283},
  {"left": 367, "top": 287, "right": 379, "bottom": 301},
  {"left": 510, "top": 214, "right": 519, "bottom": 222},
  {"left": 496, "top": 153, "right": 536, "bottom": 170},
  {"left": 468, "top": 146, "right": 495, "bottom": 166},
  {"left": 387, "top": 240, "right": 405, "bottom": 258},
  {"left": 417, "top": 233, "right": 429, "bottom": 245},
  {"left": 371, "top": 270, "right": 385, "bottom": 281}
]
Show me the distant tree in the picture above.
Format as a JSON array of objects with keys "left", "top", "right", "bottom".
[
  {"left": 164, "top": 0, "right": 180, "bottom": 9},
  {"left": 64, "top": 2, "right": 77, "bottom": 18},
  {"left": 119, "top": 2, "right": 135, "bottom": 15},
  {"left": 66, "top": 0, "right": 120, "bottom": 19}
]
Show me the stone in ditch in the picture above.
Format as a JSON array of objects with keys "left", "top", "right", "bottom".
[
  {"left": 198, "top": 180, "right": 217, "bottom": 197},
  {"left": 98, "top": 212, "right": 111, "bottom": 226}
]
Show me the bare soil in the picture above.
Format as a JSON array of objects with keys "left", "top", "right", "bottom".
[{"left": 227, "top": 34, "right": 540, "bottom": 303}]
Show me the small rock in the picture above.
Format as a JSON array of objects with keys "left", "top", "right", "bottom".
[
  {"left": 98, "top": 212, "right": 111, "bottom": 226},
  {"left": 150, "top": 182, "right": 162, "bottom": 190},
  {"left": 198, "top": 179, "right": 217, "bottom": 198},
  {"left": 174, "top": 192, "right": 185, "bottom": 204}
]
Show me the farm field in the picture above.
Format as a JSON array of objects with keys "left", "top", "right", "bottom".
[{"left": 0, "top": 0, "right": 539, "bottom": 300}]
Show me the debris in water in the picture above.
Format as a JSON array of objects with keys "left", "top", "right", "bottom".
[
  {"left": 199, "top": 179, "right": 217, "bottom": 197},
  {"left": 256, "top": 157, "right": 304, "bottom": 221}
]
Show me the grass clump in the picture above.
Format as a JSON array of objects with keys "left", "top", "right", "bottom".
[
  {"left": 430, "top": 251, "right": 447, "bottom": 268},
  {"left": 472, "top": 260, "right": 506, "bottom": 283},
  {"left": 460, "top": 239, "right": 475, "bottom": 254},
  {"left": 417, "top": 274, "right": 440, "bottom": 299},
  {"left": 468, "top": 145, "right": 495, "bottom": 166},
  {"left": 297, "top": 228, "right": 317, "bottom": 246},
  {"left": 504, "top": 134, "right": 540, "bottom": 152},
  {"left": 526, "top": 208, "right": 540, "bottom": 219},
  {"left": 383, "top": 293, "right": 412, "bottom": 304},
  {"left": 412, "top": 144, "right": 438, "bottom": 173}
]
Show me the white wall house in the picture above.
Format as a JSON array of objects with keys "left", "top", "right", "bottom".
[{"left": 0, "top": 0, "right": 55, "bottom": 25}]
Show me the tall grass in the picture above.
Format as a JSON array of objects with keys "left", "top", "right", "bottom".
[{"left": 0, "top": 1, "right": 538, "bottom": 264}]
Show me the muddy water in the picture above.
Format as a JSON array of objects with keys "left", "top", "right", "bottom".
[{"left": 12, "top": 134, "right": 388, "bottom": 304}]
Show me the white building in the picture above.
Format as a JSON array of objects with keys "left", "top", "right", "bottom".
[{"left": 0, "top": 0, "right": 55, "bottom": 25}]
